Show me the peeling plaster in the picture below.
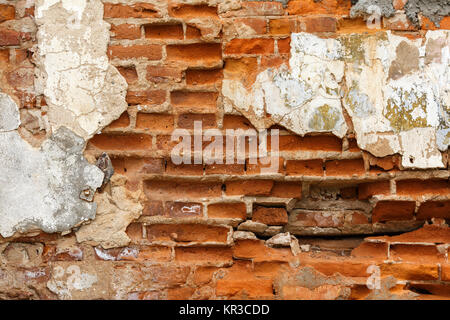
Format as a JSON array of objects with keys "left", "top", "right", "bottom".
[
  {"left": 34, "top": 0, "right": 128, "bottom": 140},
  {"left": 0, "top": 94, "right": 104, "bottom": 237},
  {"left": 224, "top": 31, "right": 449, "bottom": 169}
]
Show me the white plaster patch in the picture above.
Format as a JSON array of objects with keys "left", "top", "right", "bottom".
[
  {"left": 34, "top": 0, "right": 128, "bottom": 140},
  {"left": 224, "top": 31, "right": 449, "bottom": 169}
]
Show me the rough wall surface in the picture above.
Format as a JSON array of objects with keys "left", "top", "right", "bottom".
[{"left": 0, "top": 0, "right": 449, "bottom": 300}]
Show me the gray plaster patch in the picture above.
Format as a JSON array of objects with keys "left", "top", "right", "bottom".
[
  {"left": 0, "top": 98, "right": 104, "bottom": 237},
  {"left": 350, "top": 0, "right": 395, "bottom": 18},
  {"left": 0, "top": 93, "right": 20, "bottom": 132},
  {"left": 404, "top": 0, "right": 450, "bottom": 27}
]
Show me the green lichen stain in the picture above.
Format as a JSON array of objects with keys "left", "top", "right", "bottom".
[
  {"left": 384, "top": 89, "right": 428, "bottom": 132},
  {"left": 309, "top": 104, "right": 340, "bottom": 131},
  {"left": 338, "top": 32, "right": 388, "bottom": 63}
]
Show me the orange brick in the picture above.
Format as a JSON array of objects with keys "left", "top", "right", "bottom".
[
  {"left": 0, "top": 5, "right": 15, "bottom": 22},
  {"left": 88, "top": 133, "right": 152, "bottom": 151},
  {"left": 233, "top": 239, "right": 293, "bottom": 262},
  {"left": 186, "top": 25, "right": 202, "bottom": 39},
  {"left": 126, "top": 223, "right": 143, "bottom": 242},
  {"left": 225, "top": 38, "right": 274, "bottom": 55},
  {"left": 224, "top": 57, "right": 258, "bottom": 88},
  {"left": 396, "top": 179, "right": 450, "bottom": 198},
  {"left": 144, "top": 24, "right": 183, "bottom": 40},
  {"left": 193, "top": 266, "right": 219, "bottom": 285},
  {"left": 277, "top": 37, "right": 291, "bottom": 54},
  {"left": 269, "top": 18, "right": 296, "bottom": 35},
  {"left": 171, "top": 91, "right": 218, "bottom": 113},
  {"left": 166, "top": 43, "right": 222, "bottom": 67},
  {"left": 107, "top": 112, "right": 130, "bottom": 129},
  {"left": 216, "top": 279, "right": 273, "bottom": 299},
  {"left": 231, "top": 2, "right": 284, "bottom": 16},
  {"left": 186, "top": 69, "right": 223, "bottom": 86},
  {"left": 145, "top": 180, "right": 222, "bottom": 200},
  {"left": 104, "top": 3, "right": 160, "bottom": 18},
  {"left": 167, "top": 287, "right": 195, "bottom": 300},
  {"left": 169, "top": 4, "right": 217, "bottom": 18},
  {"left": 205, "top": 163, "right": 245, "bottom": 175},
  {"left": 417, "top": 201, "right": 450, "bottom": 220},
  {"left": 252, "top": 206, "right": 288, "bottom": 225},
  {"left": 175, "top": 247, "right": 233, "bottom": 264},
  {"left": 225, "top": 179, "right": 274, "bottom": 196},
  {"left": 287, "top": 0, "right": 351, "bottom": 15},
  {"left": 325, "top": 159, "right": 366, "bottom": 177},
  {"left": 358, "top": 181, "right": 391, "bottom": 200},
  {"left": 442, "top": 264, "right": 450, "bottom": 281},
  {"left": 222, "top": 115, "right": 255, "bottom": 130},
  {"left": 136, "top": 113, "right": 174, "bottom": 132},
  {"left": 0, "top": 29, "right": 20, "bottom": 46},
  {"left": 380, "top": 263, "right": 439, "bottom": 280},
  {"left": 233, "top": 18, "right": 267, "bottom": 35},
  {"left": 303, "top": 259, "right": 372, "bottom": 278},
  {"left": 245, "top": 156, "right": 284, "bottom": 175},
  {"left": 108, "top": 44, "right": 162, "bottom": 60},
  {"left": 286, "top": 159, "right": 324, "bottom": 176},
  {"left": 372, "top": 201, "right": 416, "bottom": 223},
  {"left": 126, "top": 90, "right": 166, "bottom": 105},
  {"left": 207, "top": 202, "right": 247, "bottom": 219},
  {"left": 351, "top": 242, "right": 388, "bottom": 259},
  {"left": 421, "top": 16, "right": 450, "bottom": 30},
  {"left": 111, "top": 24, "right": 141, "bottom": 39},
  {"left": 147, "top": 224, "right": 229, "bottom": 243},
  {"left": 390, "top": 244, "right": 444, "bottom": 263}
]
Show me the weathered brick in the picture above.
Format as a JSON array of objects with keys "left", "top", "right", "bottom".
[
  {"left": 252, "top": 206, "right": 288, "bottom": 225},
  {"left": 207, "top": 202, "right": 247, "bottom": 219},
  {"left": 136, "top": 113, "right": 174, "bottom": 132},
  {"left": 111, "top": 24, "right": 141, "bottom": 40},
  {"left": 225, "top": 180, "right": 274, "bottom": 196},
  {"left": 108, "top": 44, "right": 162, "bottom": 60},
  {"left": 89, "top": 133, "right": 152, "bottom": 151},
  {"left": 372, "top": 201, "right": 416, "bottom": 223},
  {"left": 225, "top": 38, "right": 274, "bottom": 55},
  {"left": 286, "top": 159, "right": 324, "bottom": 176},
  {"left": 144, "top": 24, "right": 183, "bottom": 40},
  {"left": 104, "top": 3, "right": 160, "bottom": 18},
  {"left": 166, "top": 43, "right": 222, "bottom": 67}
]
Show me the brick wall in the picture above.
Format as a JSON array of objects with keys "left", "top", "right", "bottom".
[{"left": 0, "top": 0, "right": 449, "bottom": 300}]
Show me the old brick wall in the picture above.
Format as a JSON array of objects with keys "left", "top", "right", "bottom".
[{"left": 0, "top": 0, "right": 449, "bottom": 300}]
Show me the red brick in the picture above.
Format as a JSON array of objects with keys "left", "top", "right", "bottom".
[
  {"left": 225, "top": 180, "right": 274, "bottom": 196},
  {"left": 286, "top": 159, "right": 324, "bottom": 176},
  {"left": 104, "top": 3, "right": 160, "bottom": 18},
  {"left": 0, "top": 29, "right": 20, "bottom": 46},
  {"left": 165, "top": 160, "right": 204, "bottom": 176},
  {"left": 390, "top": 244, "right": 444, "bottom": 263},
  {"left": 186, "top": 69, "right": 223, "bottom": 86},
  {"left": 270, "top": 182, "right": 302, "bottom": 198},
  {"left": 277, "top": 38, "right": 291, "bottom": 54},
  {"left": 233, "top": 239, "right": 293, "bottom": 262},
  {"left": 358, "top": 181, "right": 391, "bottom": 200},
  {"left": 126, "top": 223, "right": 143, "bottom": 242},
  {"left": 351, "top": 242, "right": 388, "bottom": 259},
  {"left": 136, "top": 113, "right": 174, "bottom": 132},
  {"left": 269, "top": 18, "right": 296, "bottom": 35},
  {"left": 228, "top": 2, "right": 284, "bottom": 17},
  {"left": 186, "top": 25, "right": 202, "bottom": 39},
  {"left": 88, "top": 133, "right": 152, "bottom": 151},
  {"left": 299, "top": 16, "right": 337, "bottom": 33},
  {"left": 117, "top": 66, "right": 138, "bottom": 84},
  {"left": 171, "top": 91, "right": 218, "bottom": 113},
  {"left": 0, "top": 5, "right": 15, "bottom": 22},
  {"left": 417, "top": 201, "right": 450, "bottom": 220},
  {"left": 276, "top": 135, "right": 342, "bottom": 151},
  {"left": 177, "top": 113, "right": 216, "bottom": 129},
  {"left": 108, "top": 44, "right": 162, "bottom": 60},
  {"left": 225, "top": 38, "right": 274, "bottom": 55},
  {"left": 145, "top": 180, "right": 222, "bottom": 200},
  {"left": 224, "top": 57, "right": 258, "bottom": 88},
  {"left": 147, "top": 65, "right": 182, "bottom": 83},
  {"left": 147, "top": 224, "right": 228, "bottom": 243},
  {"left": 164, "top": 202, "right": 203, "bottom": 218},
  {"left": 245, "top": 156, "right": 284, "bottom": 175},
  {"left": 372, "top": 201, "right": 416, "bottom": 223},
  {"left": 252, "top": 206, "right": 288, "bottom": 225},
  {"left": 142, "top": 201, "right": 164, "bottom": 216},
  {"left": 325, "top": 159, "right": 366, "bottom": 177},
  {"left": 207, "top": 202, "right": 247, "bottom": 219},
  {"left": 442, "top": 264, "right": 450, "bottom": 281},
  {"left": 144, "top": 24, "right": 183, "bottom": 40},
  {"left": 205, "top": 163, "right": 245, "bottom": 175},
  {"left": 111, "top": 24, "right": 141, "bottom": 40},
  {"left": 166, "top": 43, "right": 222, "bottom": 67},
  {"left": 126, "top": 90, "right": 166, "bottom": 105},
  {"left": 111, "top": 157, "right": 164, "bottom": 175},
  {"left": 169, "top": 4, "right": 217, "bottom": 18},
  {"left": 0, "top": 49, "right": 9, "bottom": 63}
]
